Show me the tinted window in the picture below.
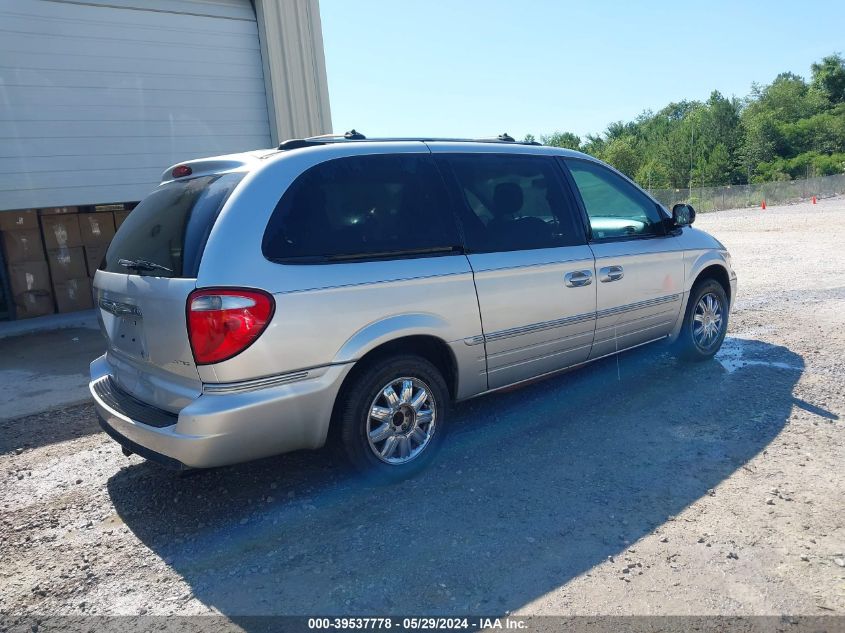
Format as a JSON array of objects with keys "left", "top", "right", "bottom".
[
  {"left": 439, "top": 154, "right": 583, "bottom": 253},
  {"left": 565, "top": 159, "right": 664, "bottom": 239},
  {"left": 103, "top": 173, "right": 244, "bottom": 277},
  {"left": 262, "top": 154, "right": 460, "bottom": 262}
]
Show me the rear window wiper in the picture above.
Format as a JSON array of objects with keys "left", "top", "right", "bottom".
[{"left": 117, "top": 258, "right": 173, "bottom": 273}]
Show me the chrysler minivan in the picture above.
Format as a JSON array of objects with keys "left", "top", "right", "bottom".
[{"left": 90, "top": 133, "right": 736, "bottom": 477}]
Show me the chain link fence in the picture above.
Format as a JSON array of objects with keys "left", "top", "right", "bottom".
[{"left": 648, "top": 173, "right": 845, "bottom": 212}]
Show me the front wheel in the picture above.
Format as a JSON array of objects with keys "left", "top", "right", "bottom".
[
  {"left": 336, "top": 355, "right": 449, "bottom": 480},
  {"left": 675, "top": 279, "right": 729, "bottom": 361}
]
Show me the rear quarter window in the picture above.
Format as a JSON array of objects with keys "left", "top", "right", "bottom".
[
  {"left": 262, "top": 154, "right": 460, "bottom": 262},
  {"left": 102, "top": 173, "right": 244, "bottom": 277}
]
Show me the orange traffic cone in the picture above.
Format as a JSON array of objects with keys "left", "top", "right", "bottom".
[
  {"left": 812, "top": 195, "right": 817, "bottom": 204},
  {"left": 761, "top": 200, "right": 767, "bottom": 210}
]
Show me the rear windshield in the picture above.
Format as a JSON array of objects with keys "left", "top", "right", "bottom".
[{"left": 102, "top": 173, "right": 244, "bottom": 278}]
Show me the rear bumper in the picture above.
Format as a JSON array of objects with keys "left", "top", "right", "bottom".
[
  {"left": 89, "top": 355, "right": 352, "bottom": 469},
  {"left": 97, "top": 413, "right": 185, "bottom": 470}
]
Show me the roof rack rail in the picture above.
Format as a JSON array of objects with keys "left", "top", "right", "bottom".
[
  {"left": 305, "top": 129, "right": 366, "bottom": 141},
  {"left": 278, "top": 129, "right": 366, "bottom": 150},
  {"left": 473, "top": 133, "right": 540, "bottom": 146},
  {"left": 278, "top": 131, "right": 543, "bottom": 151},
  {"left": 471, "top": 132, "right": 515, "bottom": 143},
  {"left": 277, "top": 138, "right": 322, "bottom": 150}
]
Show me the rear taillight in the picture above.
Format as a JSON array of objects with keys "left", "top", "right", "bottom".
[{"left": 187, "top": 289, "right": 274, "bottom": 365}]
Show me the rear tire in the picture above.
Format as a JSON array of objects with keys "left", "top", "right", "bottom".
[
  {"left": 336, "top": 355, "right": 449, "bottom": 481},
  {"left": 675, "top": 278, "right": 729, "bottom": 361}
]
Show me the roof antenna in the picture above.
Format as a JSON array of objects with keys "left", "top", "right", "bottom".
[
  {"left": 344, "top": 129, "right": 366, "bottom": 140},
  {"left": 497, "top": 133, "right": 515, "bottom": 142}
]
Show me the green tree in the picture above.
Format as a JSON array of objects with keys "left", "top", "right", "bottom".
[
  {"left": 580, "top": 133, "right": 605, "bottom": 157},
  {"left": 811, "top": 53, "right": 845, "bottom": 104},
  {"left": 754, "top": 72, "right": 821, "bottom": 123},
  {"left": 536, "top": 53, "right": 845, "bottom": 188},
  {"left": 541, "top": 131, "right": 580, "bottom": 150},
  {"left": 660, "top": 111, "right": 700, "bottom": 188},
  {"left": 695, "top": 143, "right": 732, "bottom": 186},
  {"left": 740, "top": 113, "right": 781, "bottom": 175},
  {"left": 780, "top": 104, "right": 845, "bottom": 155},
  {"left": 635, "top": 159, "right": 671, "bottom": 190},
  {"left": 601, "top": 136, "right": 641, "bottom": 178}
]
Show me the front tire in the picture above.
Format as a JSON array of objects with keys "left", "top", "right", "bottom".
[
  {"left": 675, "top": 279, "right": 729, "bottom": 361},
  {"left": 337, "top": 355, "right": 449, "bottom": 480}
]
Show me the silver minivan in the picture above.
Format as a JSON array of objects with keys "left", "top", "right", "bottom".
[{"left": 90, "top": 133, "right": 737, "bottom": 477}]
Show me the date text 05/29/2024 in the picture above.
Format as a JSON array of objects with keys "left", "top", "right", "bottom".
[{"left": 306, "top": 617, "right": 527, "bottom": 630}]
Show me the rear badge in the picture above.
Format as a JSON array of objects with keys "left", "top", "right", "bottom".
[{"left": 99, "top": 298, "right": 142, "bottom": 318}]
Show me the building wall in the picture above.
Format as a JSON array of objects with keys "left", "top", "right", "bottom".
[
  {"left": 0, "top": 0, "right": 331, "bottom": 319},
  {"left": 0, "top": 0, "right": 332, "bottom": 212},
  {"left": 255, "top": 0, "right": 333, "bottom": 145}
]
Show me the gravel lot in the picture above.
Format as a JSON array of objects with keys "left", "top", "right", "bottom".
[{"left": 1, "top": 197, "right": 844, "bottom": 622}]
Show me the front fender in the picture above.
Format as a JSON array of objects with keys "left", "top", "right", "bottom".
[
  {"left": 668, "top": 250, "right": 735, "bottom": 342},
  {"left": 685, "top": 250, "right": 732, "bottom": 292},
  {"left": 333, "top": 313, "right": 452, "bottom": 364}
]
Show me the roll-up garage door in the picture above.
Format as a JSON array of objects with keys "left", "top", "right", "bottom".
[{"left": 0, "top": 0, "right": 273, "bottom": 210}]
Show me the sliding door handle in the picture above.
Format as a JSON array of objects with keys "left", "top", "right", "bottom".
[
  {"left": 564, "top": 270, "right": 593, "bottom": 287},
  {"left": 599, "top": 265, "right": 624, "bottom": 283}
]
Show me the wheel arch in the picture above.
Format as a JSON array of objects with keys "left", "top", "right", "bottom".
[
  {"left": 693, "top": 263, "right": 732, "bottom": 304},
  {"left": 669, "top": 257, "right": 733, "bottom": 342},
  {"left": 325, "top": 333, "right": 459, "bottom": 447},
  {"left": 343, "top": 333, "right": 458, "bottom": 397}
]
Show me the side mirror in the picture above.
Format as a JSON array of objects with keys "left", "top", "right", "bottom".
[{"left": 672, "top": 203, "right": 696, "bottom": 227}]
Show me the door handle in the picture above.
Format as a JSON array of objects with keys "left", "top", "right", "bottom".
[
  {"left": 599, "top": 265, "right": 624, "bottom": 283},
  {"left": 564, "top": 270, "right": 593, "bottom": 287}
]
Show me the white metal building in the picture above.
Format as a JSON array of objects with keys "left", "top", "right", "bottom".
[{"left": 0, "top": 0, "right": 332, "bottom": 211}]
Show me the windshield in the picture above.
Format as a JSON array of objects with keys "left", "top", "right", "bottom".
[{"left": 102, "top": 173, "right": 244, "bottom": 278}]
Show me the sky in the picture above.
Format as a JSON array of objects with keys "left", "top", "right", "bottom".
[{"left": 319, "top": 0, "right": 845, "bottom": 141}]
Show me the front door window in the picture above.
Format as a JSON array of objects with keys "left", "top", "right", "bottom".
[{"left": 565, "top": 159, "right": 665, "bottom": 239}]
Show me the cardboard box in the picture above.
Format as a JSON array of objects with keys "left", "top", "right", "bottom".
[
  {"left": 13, "top": 290, "right": 55, "bottom": 319},
  {"left": 1, "top": 229, "right": 45, "bottom": 264},
  {"left": 113, "top": 209, "right": 131, "bottom": 229},
  {"left": 78, "top": 212, "right": 116, "bottom": 247},
  {"left": 46, "top": 246, "right": 87, "bottom": 282},
  {"left": 54, "top": 277, "right": 93, "bottom": 313},
  {"left": 8, "top": 260, "right": 55, "bottom": 319},
  {"left": 84, "top": 244, "right": 108, "bottom": 277},
  {"left": 0, "top": 209, "right": 38, "bottom": 231},
  {"left": 39, "top": 206, "right": 78, "bottom": 216},
  {"left": 95, "top": 204, "right": 127, "bottom": 213},
  {"left": 41, "top": 214, "right": 82, "bottom": 250},
  {"left": 8, "top": 260, "right": 51, "bottom": 296}
]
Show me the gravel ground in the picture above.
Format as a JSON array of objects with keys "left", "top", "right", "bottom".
[{"left": 1, "top": 197, "right": 844, "bottom": 622}]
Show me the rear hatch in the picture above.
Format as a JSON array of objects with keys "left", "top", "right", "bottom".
[{"left": 94, "top": 171, "right": 245, "bottom": 412}]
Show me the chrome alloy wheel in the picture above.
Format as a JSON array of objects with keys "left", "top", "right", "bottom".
[
  {"left": 693, "top": 292, "right": 724, "bottom": 349},
  {"left": 366, "top": 377, "right": 437, "bottom": 465}
]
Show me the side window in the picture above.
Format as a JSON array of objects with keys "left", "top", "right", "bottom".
[
  {"left": 565, "top": 159, "right": 664, "bottom": 239},
  {"left": 262, "top": 154, "right": 459, "bottom": 262},
  {"left": 440, "top": 154, "right": 584, "bottom": 253}
]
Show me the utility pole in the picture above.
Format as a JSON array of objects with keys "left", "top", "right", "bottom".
[
  {"left": 689, "top": 122, "right": 695, "bottom": 197},
  {"left": 746, "top": 163, "right": 752, "bottom": 207}
]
